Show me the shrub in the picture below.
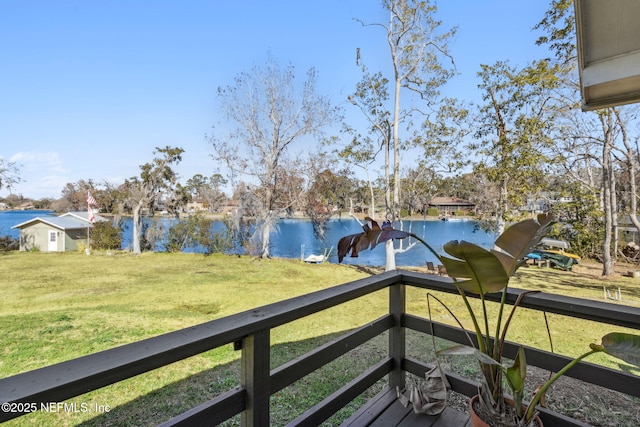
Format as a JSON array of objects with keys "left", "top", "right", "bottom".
[
  {"left": 166, "top": 214, "right": 234, "bottom": 255},
  {"left": 426, "top": 207, "right": 439, "bottom": 217},
  {"left": 91, "top": 220, "right": 123, "bottom": 250},
  {"left": 0, "top": 235, "right": 19, "bottom": 252},
  {"left": 198, "top": 217, "right": 234, "bottom": 255}
]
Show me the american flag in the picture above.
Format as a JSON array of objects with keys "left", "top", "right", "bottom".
[
  {"left": 87, "top": 192, "right": 98, "bottom": 223},
  {"left": 87, "top": 192, "right": 99, "bottom": 208}
]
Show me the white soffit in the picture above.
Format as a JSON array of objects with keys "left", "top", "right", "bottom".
[{"left": 575, "top": 0, "right": 640, "bottom": 110}]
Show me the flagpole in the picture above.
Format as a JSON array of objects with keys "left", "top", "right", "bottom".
[
  {"left": 86, "top": 191, "right": 98, "bottom": 255},
  {"left": 86, "top": 199, "right": 90, "bottom": 255}
]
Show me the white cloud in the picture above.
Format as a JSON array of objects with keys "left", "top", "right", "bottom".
[
  {"left": 10, "top": 151, "right": 69, "bottom": 174},
  {"left": 4, "top": 151, "right": 71, "bottom": 199}
]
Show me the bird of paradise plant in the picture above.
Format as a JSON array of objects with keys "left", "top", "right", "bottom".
[{"left": 338, "top": 214, "right": 640, "bottom": 426}]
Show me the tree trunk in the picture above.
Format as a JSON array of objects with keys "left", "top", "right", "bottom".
[
  {"left": 496, "top": 178, "right": 508, "bottom": 236},
  {"left": 261, "top": 217, "right": 271, "bottom": 258},
  {"left": 366, "top": 168, "right": 376, "bottom": 219},
  {"left": 602, "top": 120, "right": 615, "bottom": 276},
  {"left": 132, "top": 203, "right": 142, "bottom": 255},
  {"left": 618, "top": 110, "right": 640, "bottom": 240},
  {"left": 256, "top": 208, "right": 275, "bottom": 259},
  {"left": 258, "top": 181, "right": 275, "bottom": 259},
  {"left": 628, "top": 158, "right": 640, "bottom": 235},
  {"left": 383, "top": 129, "right": 397, "bottom": 272},
  {"left": 385, "top": 239, "right": 396, "bottom": 271},
  {"left": 385, "top": 138, "right": 391, "bottom": 218},
  {"left": 383, "top": 49, "right": 403, "bottom": 272},
  {"left": 393, "top": 78, "right": 402, "bottom": 221},
  {"left": 612, "top": 177, "right": 618, "bottom": 264}
]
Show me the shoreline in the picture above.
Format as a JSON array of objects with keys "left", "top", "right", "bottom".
[
  {"left": 176, "top": 212, "right": 476, "bottom": 222},
  {"left": 1, "top": 208, "right": 475, "bottom": 223}
]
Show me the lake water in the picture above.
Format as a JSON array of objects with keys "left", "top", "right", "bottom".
[
  {"left": 272, "top": 217, "right": 496, "bottom": 266},
  {"left": 0, "top": 210, "right": 57, "bottom": 237},
  {"left": 1, "top": 211, "right": 496, "bottom": 267}
]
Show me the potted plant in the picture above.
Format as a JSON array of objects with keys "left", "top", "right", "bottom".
[{"left": 337, "top": 214, "right": 640, "bottom": 426}]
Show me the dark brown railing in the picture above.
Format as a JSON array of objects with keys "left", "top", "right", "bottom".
[{"left": 1, "top": 270, "right": 639, "bottom": 426}]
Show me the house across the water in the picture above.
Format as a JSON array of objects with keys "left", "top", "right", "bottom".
[
  {"left": 428, "top": 196, "right": 476, "bottom": 215},
  {"left": 12, "top": 211, "right": 108, "bottom": 252}
]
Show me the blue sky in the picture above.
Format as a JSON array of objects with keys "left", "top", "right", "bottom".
[{"left": 0, "top": 1, "right": 553, "bottom": 199}]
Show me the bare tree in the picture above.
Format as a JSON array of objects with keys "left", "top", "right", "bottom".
[
  {"left": 124, "top": 146, "right": 184, "bottom": 255},
  {"left": 616, "top": 108, "right": 640, "bottom": 237},
  {"left": 536, "top": 0, "right": 627, "bottom": 275},
  {"left": 355, "top": 0, "right": 456, "bottom": 270},
  {"left": 600, "top": 111, "right": 618, "bottom": 274},
  {"left": 210, "top": 55, "right": 340, "bottom": 258},
  {"left": 0, "top": 158, "right": 21, "bottom": 192},
  {"left": 342, "top": 64, "right": 389, "bottom": 220}
]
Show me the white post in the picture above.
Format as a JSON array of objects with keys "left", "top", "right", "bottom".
[{"left": 86, "top": 203, "right": 91, "bottom": 255}]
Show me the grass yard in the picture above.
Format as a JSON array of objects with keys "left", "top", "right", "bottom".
[{"left": 1, "top": 252, "right": 639, "bottom": 426}]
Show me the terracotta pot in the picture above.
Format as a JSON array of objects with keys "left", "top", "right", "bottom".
[{"left": 469, "top": 394, "right": 543, "bottom": 427}]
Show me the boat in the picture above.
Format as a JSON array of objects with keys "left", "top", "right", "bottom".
[
  {"left": 540, "top": 248, "right": 581, "bottom": 260},
  {"left": 304, "top": 254, "right": 327, "bottom": 264},
  {"left": 536, "top": 238, "right": 581, "bottom": 262},
  {"left": 303, "top": 247, "right": 333, "bottom": 264},
  {"left": 530, "top": 250, "right": 576, "bottom": 271},
  {"left": 440, "top": 215, "right": 465, "bottom": 222}
]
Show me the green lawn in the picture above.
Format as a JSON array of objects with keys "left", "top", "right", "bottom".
[{"left": 1, "top": 252, "right": 639, "bottom": 426}]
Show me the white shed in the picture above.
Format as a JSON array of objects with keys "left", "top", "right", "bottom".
[{"left": 12, "top": 211, "right": 108, "bottom": 252}]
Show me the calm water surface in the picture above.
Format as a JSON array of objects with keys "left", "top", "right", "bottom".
[
  {"left": 0, "top": 210, "right": 55, "bottom": 237},
  {"left": 1, "top": 211, "right": 495, "bottom": 267},
  {"left": 274, "top": 217, "right": 495, "bottom": 266}
]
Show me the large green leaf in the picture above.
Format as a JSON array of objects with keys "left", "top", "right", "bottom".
[
  {"left": 493, "top": 213, "right": 555, "bottom": 275},
  {"left": 505, "top": 346, "right": 527, "bottom": 394},
  {"left": 491, "top": 250, "right": 524, "bottom": 276},
  {"left": 601, "top": 332, "right": 640, "bottom": 367},
  {"left": 441, "top": 241, "right": 509, "bottom": 294}
]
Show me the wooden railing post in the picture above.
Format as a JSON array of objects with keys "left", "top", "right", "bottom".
[
  {"left": 240, "top": 329, "right": 271, "bottom": 426},
  {"left": 388, "top": 282, "right": 406, "bottom": 388}
]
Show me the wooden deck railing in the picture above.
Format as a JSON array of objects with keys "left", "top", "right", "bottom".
[{"left": 1, "top": 270, "right": 639, "bottom": 426}]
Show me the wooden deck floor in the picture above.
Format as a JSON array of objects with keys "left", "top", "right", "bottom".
[{"left": 341, "top": 387, "right": 471, "bottom": 427}]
